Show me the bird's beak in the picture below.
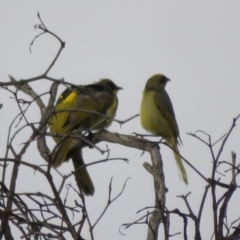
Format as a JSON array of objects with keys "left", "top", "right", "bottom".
[{"left": 113, "top": 86, "right": 123, "bottom": 95}]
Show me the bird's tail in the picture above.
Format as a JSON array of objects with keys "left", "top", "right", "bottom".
[
  {"left": 71, "top": 150, "right": 95, "bottom": 196},
  {"left": 167, "top": 137, "right": 188, "bottom": 185},
  {"left": 52, "top": 138, "right": 73, "bottom": 168}
]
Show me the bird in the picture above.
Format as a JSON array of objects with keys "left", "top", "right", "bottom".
[
  {"left": 49, "top": 79, "right": 122, "bottom": 195},
  {"left": 140, "top": 74, "right": 188, "bottom": 184}
]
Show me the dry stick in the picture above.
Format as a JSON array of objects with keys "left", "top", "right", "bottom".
[
  {"left": 165, "top": 133, "right": 236, "bottom": 239},
  {"left": 5, "top": 11, "right": 65, "bottom": 211},
  {"left": 218, "top": 183, "right": 237, "bottom": 238},
  {"left": 0, "top": 181, "right": 44, "bottom": 239},
  {"left": 187, "top": 131, "right": 210, "bottom": 146},
  {"left": 115, "top": 113, "right": 139, "bottom": 125},
  {"left": 6, "top": 53, "right": 59, "bottom": 214},
  {"left": 218, "top": 152, "right": 238, "bottom": 239},
  {"left": 78, "top": 190, "right": 94, "bottom": 240},
  {"left": 163, "top": 210, "right": 170, "bottom": 240},
  {"left": 163, "top": 209, "right": 189, "bottom": 240},
  {"left": 4, "top": 16, "right": 83, "bottom": 240},
  {"left": 79, "top": 177, "right": 130, "bottom": 240},
  {"left": 0, "top": 159, "right": 79, "bottom": 237},
  {"left": 90, "top": 131, "right": 166, "bottom": 240},
  {"left": 6, "top": 128, "right": 42, "bottom": 211},
  {"left": 61, "top": 184, "right": 71, "bottom": 236},
  {"left": 37, "top": 82, "right": 59, "bottom": 162},
  {"left": 231, "top": 152, "right": 237, "bottom": 185},
  {"left": 2, "top": 112, "right": 22, "bottom": 185},
  {"left": 58, "top": 156, "right": 128, "bottom": 195},
  {"left": 197, "top": 185, "right": 210, "bottom": 240},
  {"left": 211, "top": 155, "right": 222, "bottom": 240},
  {"left": 0, "top": 209, "right": 14, "bottom": 240},
  {"left": 146, "top": 144, "right": 166, "bottom": 240},
  {"left": 10, "top": 219, "right": 31, "bottom": 240},
  {"left": 213, "top": 116, "right": 240, "bottom": 240},
  {"left": 9, "top": 75, "right": 45, "bottom": 112},
  {"left": 216, "top": 116, "right": 240, "bottom": 163},
  {"left": 35, "top": 12, "right": 65, "bottom": 76},
  {"left": 92, "top": 177, "right": 130, "bottom": 229},
  {"left": 14, "top": 197, "right": 54, "bottom": 239},
  {"left": 11, "top": 89, "right": 31, "bottom": 129},
  {"left": 188, "top": 115, "right": 240, "bottom": 240},
  {"left": 91, "top": 129, "right": 152, "bottom": 151},
  {"left": 46, "top": 171, "right": 80, "bottom": 239},
  {"left": 6, "top": 186, "right": 78, "bottom": 233},
  {"left": 178, "top": 192, "right": 204, "bottom": 240},
  {"left": 5, "top": 103, "right": 56, "bottom": 211},
  {"left": 159, "top": 180, "right": 208, "bottom": 240},
  {"left": 121, "top": 211, "right": 156, "bottom": 235},
  {"left": 231, "top": 220, "right": 240, "bottom": 237}
]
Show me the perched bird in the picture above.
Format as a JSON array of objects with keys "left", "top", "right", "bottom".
[
  {"left": 140, "top": 74, "right": 188, "bottom": 184},
  {"left": 49, "top": 79, "right": 122, "bottom": 195}
]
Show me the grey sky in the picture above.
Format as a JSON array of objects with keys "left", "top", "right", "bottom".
[{"left": 0, "top": 1, "right": 240, "bottom": 239}]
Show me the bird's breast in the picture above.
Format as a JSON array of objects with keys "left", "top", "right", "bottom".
[{"left": 140, "top": 91, "right": 173, "bottom": 137}]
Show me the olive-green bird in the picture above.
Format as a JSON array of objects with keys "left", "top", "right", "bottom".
[
  {"left": 140, "top": 74, "right": 188, "bottom": 184},
  {"left": 49, "top": 79, "right": 122, "bottom": 195}
]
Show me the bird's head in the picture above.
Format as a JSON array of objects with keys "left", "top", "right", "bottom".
[
  {"left": 99, "top": 79, "right": 123, "bottom": 94},
  {"left": 145, "top": 74, "right": 170, "bottom": 91}
]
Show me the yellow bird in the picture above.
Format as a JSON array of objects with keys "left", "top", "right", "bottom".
[
  {"left": 140, "top": 74, "right": 188, "bottom": 184},
  {"left": 49, "top": 79, "right": 122, "bottom": 195}
]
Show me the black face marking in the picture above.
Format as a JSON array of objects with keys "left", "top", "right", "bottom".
[
  {"left": 100, "top": 79, "right": 122, "bottom": 91},
  {"left": 159, "top": 75, "right": 170, "bottom": 85},
  {"left": 57, "top": 88, "right": 73, "bottom": 104}
]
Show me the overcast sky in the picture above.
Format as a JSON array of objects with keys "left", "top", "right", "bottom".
[{"left": 1, "top": 1, "right": 240, "bottom": 240}]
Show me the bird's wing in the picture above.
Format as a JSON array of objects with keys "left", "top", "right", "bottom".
[
  {"left": 62, "top": 84, "right": 114, "bottom": 131},
  {"left": 154, "top": 90, "right": 180, "bottom": 138}
]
